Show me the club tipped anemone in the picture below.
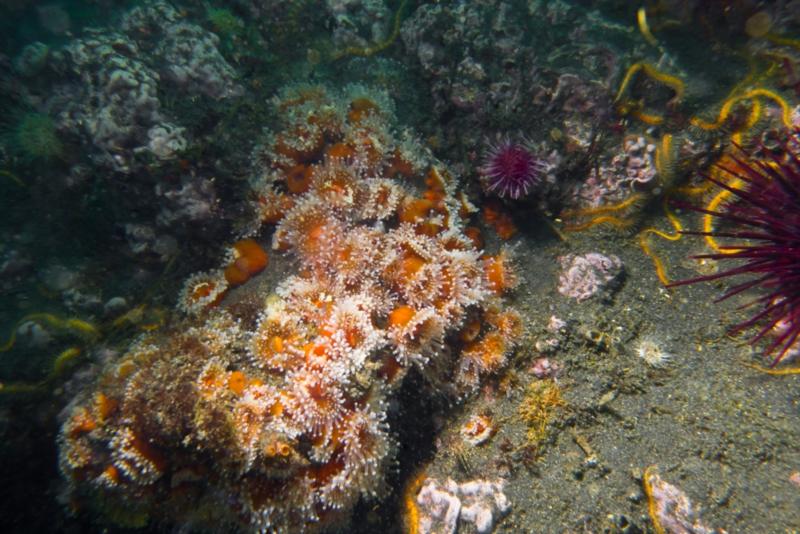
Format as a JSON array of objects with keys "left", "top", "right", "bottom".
[
  {"left": 479, "top": 137, "right": 543, "bottom": 199},
  {"left": 670, "top": 131, "right": 800, "bottom": 365},
  {"left": 58, "top": 84, "right": 522, "bottom": 532}
]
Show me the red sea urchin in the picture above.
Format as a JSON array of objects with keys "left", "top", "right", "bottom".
[
  {"left": 479, "top": 137, "right": 543, "bottom": 199},
  {"left": 670, "top": 131, "right": 800, "bottom": 365}
]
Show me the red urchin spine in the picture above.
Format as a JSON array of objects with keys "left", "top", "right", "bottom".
[{"left": 670, "top": 131, "right": 800, "bottom": 365}]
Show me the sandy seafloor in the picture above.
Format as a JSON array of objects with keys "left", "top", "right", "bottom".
[{"left": 407, "top": 219, "right": 800, "bottom": 533}]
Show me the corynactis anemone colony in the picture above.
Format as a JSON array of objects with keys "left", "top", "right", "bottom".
[
  {"left": 58, "top": 84, "right": 521, "bottom": 532},
  {"left": 479, "top": 137, "right": 542, "bottom": 200},
  {"left": 672, "top": 131, "right": 800, "bottom": 364}
]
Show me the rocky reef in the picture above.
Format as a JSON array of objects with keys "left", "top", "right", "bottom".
[{"left": 58, "top": 84, "right": 521, "bottom": 532}]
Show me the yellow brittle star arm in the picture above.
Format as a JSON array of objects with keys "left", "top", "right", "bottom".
[
  {"left": 637, "top": 7, "right": 658, "bottom": 47},
  {"left": 615, "top": 62, "right": 685, "bottom": 104},
  {"left": 0, "top": 313, "right": 99, "bottom": 352},
  {"left": 703, "top": 180, "right": 743, "bottom": 254},
  {"left": 690, "top": 88, "right": 791, "bottom": 131},
  {"left": 744, "top": 362, "right": 800, "bottom": 375},
  {"left": 562, "top": 193, "right": 644, "bottom": 219},
  {"left": 639, "top": 197, "right": 683, "bottom": 286},
  {"left": 331, "top": 0, "right": 408, "bottom": 60},
  {"left": 765, "top": 32, "right": 800, "bottom": 50},
  {"left": 565, "top": 215, "right": 635, "bottom": 232}
]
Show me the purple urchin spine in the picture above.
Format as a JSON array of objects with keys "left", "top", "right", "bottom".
[{"left": 479, "top": 138, "right": 543, "bottom": 200}]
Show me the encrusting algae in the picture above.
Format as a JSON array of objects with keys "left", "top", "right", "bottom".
[{"left": 58, "top": 84, "right": 522, "bottom": 533}]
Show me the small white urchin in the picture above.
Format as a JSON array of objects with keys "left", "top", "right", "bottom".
[{"left": 635, "top": 337, "right": 672, "bottom": 368}]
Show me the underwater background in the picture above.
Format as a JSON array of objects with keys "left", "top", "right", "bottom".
[{"left": 1, "top": 0, "right": 800, "bottom": 532}]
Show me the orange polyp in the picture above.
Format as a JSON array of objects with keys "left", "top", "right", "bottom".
[
  {"left": 95, "top": 392, "right": 118, "bottom": 421},
  {"left": 479, "top": 332, "right": 506, "bottom": 367},
  {"left": 374, "top": 186, "right": 391, "bottom": 206},
  {"left": 270, "top": 398, "right": 284, "bottom": 417},
  {"left": 259, "top": 192, "right": 295, "bottom": 224},
  {"left": 200, "top": 367, "right": 224, "bottom": 393},
  {"left": 228, "top": 371, "right": 247, "bottom": 395},
  {"left": 389, "top": 306, "right": 415, "bottom": 328},
  {"left": 350, "top": 97, "right": 379, "bottom": 111},
  {"left": 400, "top": 198, "right": 434, "bottom": 224},
  {"left": 495, "top": 219, "right": 517, "bottom": 240},
  {"left": 425, "top": 168, "right": 447, "bottom": 199},
  {"left": 130, "top": 433, "right": 168, "bottom": 472},
  {"left": 277, "top": 442, "right": 291, "bottom": 457},
  {"left": 344, "top": 327, "right": 361, "bottom": 347},
  {"left": 464, "top": 331, "right": 507, "bottom": 370},
  {"left": 485, "top": 256, "right": 507, "bottom": 294},
  {"left": 273, "top": 134, "right": 301, "bottom": 163},
  {"left": 385, "top": 150, "right": 415, "bottom": 178},
  {"left": 191, "top": 281, "right": 214, "bottom": 301},
  {"left": 326, "top": 142, "right": 356, "bottom": 161},
  {"left": 338, "top": 245, "right": 352, "bottom": 262},
  {"left": 310, "top": 458, "right": 346, "bottom": 488},
  {"left": 234, "top": 239, "right": 269, "bottom": 274},
  {"left": 69, "top": 408, "right": 96, "bottom": 437},
  {"left": 482, "top": 203, "right": 518, "bottom": 240},
  {"left": 308, "top": 224, "right": 326, "bottom": 242},
  {"left": 319, "top": 326, "right": 335, "bottom": 337},
  {"left": 459, "top": 318, "right": 482, "bottom": 343},
  {"left": 464, "top": 226, "right": 483, "bottom": 250},
  {"left": 286, "top": 164, "right": 314, "bottom": 194},
  {"left": 303, "top": 342, "right": 329, "bottom": 361},
  {"left": 417, "top": 220, "right": 445, "bottom": 237},
  {"left": 423, "top": 190, "right": 445, "bottom": 204},
  {"left": 493, "top": 309, "right": 523, "bottom": 339},
  {"left": 347, "top": 98, "right": 380, "bottom": 123},
  {"left": 274, "top": 128, "right": 324, "bottom": 164},
  {"left": 378, "top": 354, "right": 403, "bottom": 382},
  {"left": 301, "top": 223, "right": 328, "bottom": 257},
  {"left": 271, "top": 336, "right": 285, "bottom": 353},
  {"left": 400, "top": 252, "right": 426, "bottom": 278},
  {"left": 352, "top": 136, "right": 383, "bottom": 170},
  {"left": 224, "top": 263, "right": 250, "bottom": 286},
  {"left": 226, "top": 239, "right": 269, "bottom": 286},
  {"left": 102, "top": 465, "right": 120, "bottom": 484}
]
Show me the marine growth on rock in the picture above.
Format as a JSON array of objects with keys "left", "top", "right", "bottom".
[{"left": 58, "top": 84, "right": 521, "bottom": 532}]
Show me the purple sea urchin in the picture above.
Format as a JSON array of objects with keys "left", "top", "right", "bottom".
[
  {"left": 479, "top": 137, "right": 542, "bottom": 199},
  {"left": 670, "top": 132, "right": 800, "bottom": 365}
]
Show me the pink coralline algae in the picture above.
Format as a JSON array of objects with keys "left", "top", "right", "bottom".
[
  {"left": 530, "top": 357, "right": 560, "bottom": 379},
  {"left": 574, "top": 136, "right": 658, "bottom": 208},
  {"left": 416, "top": 478, "right": 511, "bottom": 534},
  {"left": 557, "top": 252, "right": 623, "bottom": 302},
  {"left": 479, "top": 138, "right": 543, "bottom": 199}
]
